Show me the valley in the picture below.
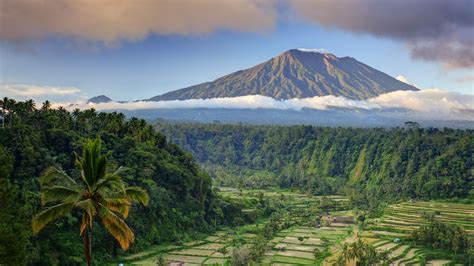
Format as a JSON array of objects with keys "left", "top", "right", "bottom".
[
  {"left": 122, "top": 188, "right": 473, "bottom": 265},
  {"left": 1, "top": 100, "right": 472, "bottom": 265},
  {"left": 2, "top": 2, "right": 473, "bottom": 265}
]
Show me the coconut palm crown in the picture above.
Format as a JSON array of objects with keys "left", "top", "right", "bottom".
[{"left": 32, "top": 137, "right": 149, "bottom": 265}]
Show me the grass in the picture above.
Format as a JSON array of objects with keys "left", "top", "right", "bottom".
[
  {"left": 271, "top": 255, "right": 315, "bottom": 264},
  {"left": 123, "top": 198, "right": 471, "bottom": 265},
  {"left": 275, "top": 250, "right": 315, "bottom": 260},
  {"left": 362, "top": 200, "right": 474, "bottom": 265},
  {"left": 121, "top": 189, "right": 350, "bottom": 265},
  {"left": 170, "top": 248, "right": 216, "bottom": 256}
]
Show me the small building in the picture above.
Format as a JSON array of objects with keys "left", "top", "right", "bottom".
[{"left": 332, "top": 216, "right": 354, "bottom": 224}]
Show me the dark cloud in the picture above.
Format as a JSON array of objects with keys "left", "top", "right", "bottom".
[
  {"left": 291, "top": 0, "right": 474, "bottom": 68},
  {"left": 1, "top": 0, "right": 473, "bottom": 69},
  {"left": 0, "top": 0, "right": 276, "bottom": 43}
]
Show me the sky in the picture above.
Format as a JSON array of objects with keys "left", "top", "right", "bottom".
[{"left": 0, "top": 0, "right": 473, "bottom": 103}]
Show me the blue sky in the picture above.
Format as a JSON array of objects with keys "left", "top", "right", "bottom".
[{"left": 1, "top": 0, "right": 473, "bottom": 101}]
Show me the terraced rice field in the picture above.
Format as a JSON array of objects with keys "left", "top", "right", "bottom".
[
  {"left": 119, "top": 196, "right": 471, "bottom": 265},
  {"left": 121, "top": 189, "right": 352, "bottom": 265},
  {"left": 264, "top": 225, "right": 352, "bottom": 265},
  {"left": 123, "top": 230, "right": 249, "bottom": 265},
  {"left": 361, "top": 201, "right": 474, "bottom": 265}
]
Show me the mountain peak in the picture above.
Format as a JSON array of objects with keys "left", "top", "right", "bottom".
[
  {"left": 87, "top": 95, "right": 112, "bottom": 104},
  {"left": 148, "top": 49, "right": 418, "bottom": 101}
]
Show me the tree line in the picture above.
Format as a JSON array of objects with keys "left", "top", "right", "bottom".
[{"left": 159, "top": 122, "right": 474, "bottom": 210}]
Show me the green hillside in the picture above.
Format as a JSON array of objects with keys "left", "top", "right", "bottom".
[
  {"left": 0, "top": 99, "right": 246, "bottom": 265},
  {"left": 159, "top": 123, "right": 474, "bottom": 208}
]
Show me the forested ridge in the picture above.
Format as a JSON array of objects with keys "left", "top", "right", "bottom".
[
  {"left": 159, "top": 123, "right": 474, "bottom": 206},
  {"left": 0, "top": 99, "right": 245, "bottom": 265}
]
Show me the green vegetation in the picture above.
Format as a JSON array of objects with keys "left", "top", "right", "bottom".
[
  {"left": 361, "top": 201, "right": 474, "bottom": 264},
  {"left": 2, "top": 99, "right": 473, "bottom": 265},
  {"left": 159, "top": 123, "right": 473, "bottom": 208},
  {"left": 337, "top": 239, "right": 390, "bottom": 265},
  {"left": 32, "top": 138, "right": 149, "bottom": 265},
  {"left": 0, "top": 98, "right": 246, "bottom": 265},
  {"left": 124, "top": 188, "right": 353, "bottom": 265},
  {"left": 411, "top": 217, "right": 470, "bottom": 254}
]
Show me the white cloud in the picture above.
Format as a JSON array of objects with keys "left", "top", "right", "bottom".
[
  {"left": 0, "top": 83, "right": 85, "bottom": 102},
  {"left": 60, "top": 89, "right": 473, "bottom": 121},
  {"left": 297, "top": 48, "right": 330, "bottom": 54},
  {"left": 395, "top": 75, "right": 409, "bottom": 83},
  {"left": 395, "top": 75, "right": 419, "bottom": 88},
  {"left": 3, "top": 82, "right": 471, "bottom": 121}
]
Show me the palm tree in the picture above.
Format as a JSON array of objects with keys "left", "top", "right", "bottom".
[
  {"left": 336, "top": 239, "right": 390, "bottom": 265},
  {"left": 32, "top": 137, "right": 149, "bottom": 266}
]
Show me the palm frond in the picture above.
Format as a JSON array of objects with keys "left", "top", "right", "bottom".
[
  {"left": 125, "top": 186, "right": 149, "bottom": 206},
  {"left": 95, "top": 154, "right": 108, "bottom": 185},
  {"left": 95, "top": 174, "right": 124, "bottom": 193},
  {"left": 98, "top": 205, "right": 134, "bottom": 250},
  {"left": 32, "top": 201, "right": 75, "bottom": 235},
  {"left": 75, "top": 199, "right": 97, "bottom": 229},
  {"left": 39, "top": 166, "right": 77, "bottom": 187},
  {"left": 75, "top": 199, "right": 97, "bottom": 214},
  {"left": 41, "top": 185, "right": 81, "bottom": 205},
  {"left": 99, "top": 197, "right": 131, "bottom": 218},
  {"left": 112, "top": 166, "right": 128, "bottom": 176}
]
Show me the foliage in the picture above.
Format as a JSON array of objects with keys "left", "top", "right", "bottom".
[
  {"left": 249, "top": 234, "right": 267, "bottom": 262},
  {"left": 155, "top": 253, "right": 166, "bottom": 266},
  {"left": 159, "top": 123, "right": 474, "bottom": 208},
  {"left": 217, "top": 246, "right": 229, "bottom": 265},
  {"left": 411, "top": 218, "right": 470, "bottom": 254},
  {"left": 32, "top": 137, "right": 149, "bottom": 265},
  {"left": 0, "top": 98, "right": 245, "bottom": 265},
  {"left": 336, "top": 239, "right": 390, "bottom": 265},
  {"left": 230, "top": 246, "right": 252, "bottom": 266}
]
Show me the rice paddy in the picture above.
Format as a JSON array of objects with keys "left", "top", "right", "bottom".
[
  {"left": 120, "top": 190, "right": 472, "bottom": 265},
  {"left": 361, "top": 200, "right": 474, "bottom": 265}
]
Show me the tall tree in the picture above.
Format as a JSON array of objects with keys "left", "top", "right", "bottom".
[
  {"left": 32, "top": 137, "right": 149, "bottom": 266},
  {"left": 336, "top": 239, "right": 390, "bottom": 265}
]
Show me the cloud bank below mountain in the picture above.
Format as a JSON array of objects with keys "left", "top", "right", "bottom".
[{"left": 62, "top": 89, "right": 473, "bottom": 121}]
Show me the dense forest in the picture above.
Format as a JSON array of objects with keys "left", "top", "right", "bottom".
[
  {"left": 159, "top": 123, "right": 474, "bottom": 208},
  {"left": 1, "top": 99, "right": 473, "bottom": 264},
  {"left": 0, "top": 99, "right": 247, "bottom": 265}
]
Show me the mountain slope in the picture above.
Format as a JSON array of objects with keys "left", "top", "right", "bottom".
[
  {"left": 149, "top": 49, "right": 418, "bottom": 101},
  {"left": 87, "top": 95, "right": 112, "bottom": 104}
]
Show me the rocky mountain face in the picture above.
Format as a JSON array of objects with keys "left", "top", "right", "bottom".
[{"left": 149, "top": 49, "right": 418, "bottom": 101}]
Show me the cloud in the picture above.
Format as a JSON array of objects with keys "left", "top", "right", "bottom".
[
  {"left": 2, "top": 0, "right": 472, "bottom": 69},
  {"left": 0, "top": 0, "right": 276, "bottom": 44},
  {"left": 455, "top": 75, "right": 474, "bottom": 84},
  {"left": 289, "top": 0, "right": 474, "bottom": 69},
  {"left": 395, "top": 75, "right": 418, "bottom": 88},
  {"left": 60, "top": 89, "right": 473, "bottom": 121},
  {"left": 0, "top": 83, "right": 85, "bottom": 102},
  {"left": 297, "top": 48, "right": 330, "bottom": 54}
]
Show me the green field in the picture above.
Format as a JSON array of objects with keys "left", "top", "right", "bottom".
[
  {"left": 361, "top": 201, "right": 474, "bottom": 265},
  {"left": 120, "top": 189, "right": 352, "bottom": 265},
  {"left": 120, "top": 190, "right": 473, "bottom": 266}
]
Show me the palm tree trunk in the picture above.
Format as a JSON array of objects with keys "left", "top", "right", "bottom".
[{"left": 84, "top": 227, "right": 92, "bottom": 266}]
